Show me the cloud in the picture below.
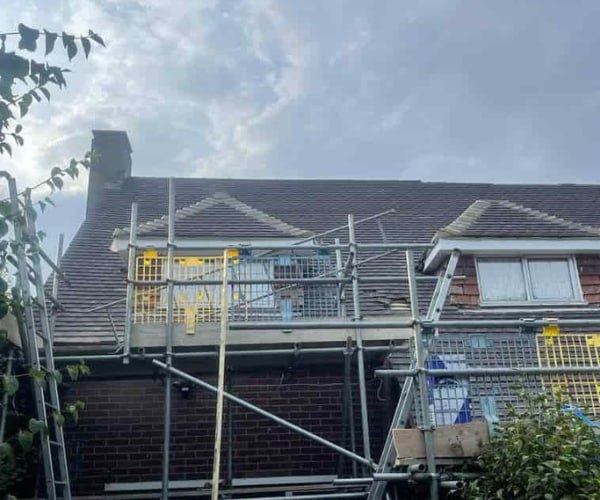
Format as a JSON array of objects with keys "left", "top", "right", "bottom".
[{"left": 2, "top": 0, "right": 600, "bottom": 200}]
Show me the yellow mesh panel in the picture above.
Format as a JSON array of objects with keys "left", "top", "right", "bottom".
[
  {"left": 537, "top": 332, "right": 600, "bottom": 415},
  {"left": 134, "top": 254, "right": 228, "bottom": 329}
]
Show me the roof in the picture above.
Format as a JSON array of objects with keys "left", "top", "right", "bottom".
[
  {"left": 116, "top": 191, "right": 311, "bottom": 239},
  {"left": 52, "top": 178, "right": 600, "bottom": 350},
  {"left": 435, "top": 199, "right": 600, "bottom": 240}
]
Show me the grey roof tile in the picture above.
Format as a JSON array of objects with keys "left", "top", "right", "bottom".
[
  {"left": 436, "top": 199, "right": 600, "bottom": 239},
  {"left": 50, "top": 178, "right": 600, "bottom": 349},
  {"left": 116, "top": 192, "right": 311, "bottom": 238}
]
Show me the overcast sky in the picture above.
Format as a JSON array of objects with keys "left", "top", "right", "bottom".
[{"left": 2, "top": 1, "right": 600, "bottom": 252}]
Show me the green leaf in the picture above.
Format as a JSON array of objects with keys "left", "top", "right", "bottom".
[
  {"left": 66, "top": 364, "right": 79, "bottom": 381},
  {"left": 50, "top": 166, "right": 63, "bottom": 178},
  {"left": 79, "top": 362, "right": 90, "bottom": 377},
  {"left": 0, "top": 218, "right": 8, "bottom": 238},
  {"left": 66, "top": 41, "right": 77, "bottom": 61},
  {"left": 62, "top": 33, "right": 77, "bottom": 60},
  {"left": 45, "top": 196, "right": 56, "bottom": 207},
  {"left": 40, "top": 86, "right": 50, "bottom": 101},
  {"left": 53, "top": 411, "right": 65, "bottom": 427},
  {"left": 18, "top": 23, "right": 39, "bottom": 52},
  {"left": 2, "top": 374, "right": 19, "bottom": 395},
  {"left": 18, "top": 101, "right": 29, "bottom": 118},
  {"left": 81, "top": 37, "right": 91, "bottom": 58},
  {"left": 38, "top": 200, "right": 46, "bottom": 213},
  {"left": 52, "top": 176, "right": 63, "bottom": 190},
  {"left": 28, "top": 418, "right": 49, "bottom": 436},
  {"left": 29, "top": 368, "right": 46, "bottom": 386},
  {"left": 15, "top": 124, "right": 22, "bottom": 134},
  {"left": 44, "top": 30, "right": 58, "bottom": 55},
  {"left": 17, "top": 430, "right": 33, "bottom": 450},
  {"left": 0, "top": 442, "right": 14, "bottom": 463},
  {"left": 75, "top": 399, "right": 85, "bottom": 410},
  {"left": 52, "top": 369, "right": 63, "bottom": 384},
  {"left": 66, "top": 404, "right": 79, "bottom": 423},
  {"left": 88, "top": 30, "right": 106, "bottom": 47},
  {"left": 0, "top": 142, "right": 12, "bottom": 157}
]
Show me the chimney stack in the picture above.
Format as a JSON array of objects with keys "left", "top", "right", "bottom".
[{"left": 86, "top": 130, "right": 132, "bottom": 215}]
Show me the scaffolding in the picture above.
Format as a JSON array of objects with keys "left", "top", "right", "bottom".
[
  {"left": 52, "top": 176, "right": 600, "bottom": 499},
  {"left": 0, "top": 173, "right": 71, "bottom": 499}
]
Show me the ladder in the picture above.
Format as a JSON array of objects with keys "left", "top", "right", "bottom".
[
  {"left": 367, "top": 251, "right": 460, "bottom": 500},
  {"left": 6, "top": 177, "right": 71, "bottom": 500}
]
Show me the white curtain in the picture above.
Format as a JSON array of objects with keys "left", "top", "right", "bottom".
[
  {"left": 478, "top": 258, "right": 527, "bottom": 302},
  {"left": 528, "top": 259, "right": 575, "bottom": 300}
]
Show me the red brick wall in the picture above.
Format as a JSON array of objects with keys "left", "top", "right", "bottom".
[
  {"left": 449, "top": 256, "right": 480, "bottom": 308},
  {"left": 576, "top": 254, "right": 600, "bottom": 305},
  {"left": 64, "top": 365, "right": 387, "bottom": 495},
  {"left": 448, "top": 254, "right": 600, "bottom": 308}
]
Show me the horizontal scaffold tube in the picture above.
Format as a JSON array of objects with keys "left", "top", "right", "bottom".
[
  {"left": 375, "top": 365, "right": 600, "bottom": 378},
  {"left": 132, "top": 277, "right": 351, "bottom": 286},
  {"left": 372, "top": 473, "right": 435, "bottom": 482},
  {"left": 152, "top": 360, "right": 376, "bottom": 470},
  {"left": 235, "top": 493, "right": 367, "bottom": 500},
  {"left": 427, "top": 318, "right": 600, "bottom": 328},
  {"left": 229, "top": 320, "right": 413, "bottom": 330},
  {"left": 52, "top": 345, "right": 404, "bottom": 363}
]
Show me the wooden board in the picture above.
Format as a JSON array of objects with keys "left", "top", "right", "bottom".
[{"left": 393, "top": 421, "right": 488, "bottom": 463}]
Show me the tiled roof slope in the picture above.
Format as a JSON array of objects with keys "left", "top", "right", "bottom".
[
  {"left": 52, "top": 178, "right": 600, "bottom": 350},
  {"left": 436, "top": 199, "right": 600, "bottom": 239},
  {"left": 117, "top": 192, "right": 310, "bottom": 238}
]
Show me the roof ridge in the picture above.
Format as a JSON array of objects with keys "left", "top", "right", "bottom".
[
  {"left": 122, "top": 192, "right": 311, "bottom": 237},
  {"left": 435, "top": 199, "right": 491, "bottom": 239},
  {"left": 496, "top": 199, "right": 600, "bottom": 236}
]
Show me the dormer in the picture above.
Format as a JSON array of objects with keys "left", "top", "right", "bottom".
[{"left": 422, "top": 200, "right": 600, "bottom": 308}]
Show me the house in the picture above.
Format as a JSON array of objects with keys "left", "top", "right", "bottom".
[{"left": 54, "top": 130, "right": 600, "bottom": 497}]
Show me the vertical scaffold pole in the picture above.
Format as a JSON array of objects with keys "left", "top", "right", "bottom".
[
  {"left": 405, "top": 250, "right": 438, "bottom": 500},
  {"left": 162, "top": 178, "right": 176, "bottom": 499},
  {"left": 347, "top": 214, "right": 371, "bottom": 466},
  {"left": 211, "top": 248, "right": 230, "bottom": 500},
  {"left": 123, "top": 203, "right": 138, "bottom": 364}
]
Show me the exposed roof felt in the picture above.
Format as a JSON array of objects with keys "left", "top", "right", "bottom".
[
  {"left": 436, "top": 199, "right": 600, "bottom": 239},
  {"left": 51, "top": 177, "right": 600, "bottom": 350},
  {"left": 116, "top": 191, "right": 311, "bottom": 238}
]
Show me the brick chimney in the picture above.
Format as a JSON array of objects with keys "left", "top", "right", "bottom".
[{"left": 86, "top": 130, "right": 132, "bottom": 215}]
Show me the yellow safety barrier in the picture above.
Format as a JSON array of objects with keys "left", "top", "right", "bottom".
[
  {"left": 134, "top": 254, "right": 230, "bottom": 332},
  {"left": 537, "top": 327, "right": 600, "bottom": 415}
]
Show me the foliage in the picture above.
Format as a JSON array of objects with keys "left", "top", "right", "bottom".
[
  {"left": 0, "top": 24, "right": 103, "bottom": 496},
  {"left": 464, "top": 391, "right": 600, "bottom": 500},
  {"left": 0, "top": 24, "right": 104, "bottom": 162}
]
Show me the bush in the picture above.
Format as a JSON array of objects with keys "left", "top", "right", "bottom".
[{"left": 464, "top": 391, "right": 600, "bottom": 500}]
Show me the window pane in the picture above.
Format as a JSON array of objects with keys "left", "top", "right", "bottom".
[
  {"left": 478, "top": 259, "right": 527, "bottom": 302},
  {"left": 528, "top": 259, "right": 576, "bottom": 300}
]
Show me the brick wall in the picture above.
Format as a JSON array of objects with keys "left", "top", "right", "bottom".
[
  {"left": 448, "top": 254, "right": 600, "bottom": 308},
  {"left": 64, "top": 364, "right": 388, "bottom": 496},
  {"left": 576, "top": 254, "right": 600, "bottom": 305},
  {"left": 449, "top": 255, "right": 480, "bottom": 308}
]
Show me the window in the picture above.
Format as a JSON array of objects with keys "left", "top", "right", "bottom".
[{"left": 476, "top": 256, "right": 582, "bottom": 305}]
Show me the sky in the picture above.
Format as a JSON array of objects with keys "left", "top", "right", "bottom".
[{"left": 2, "top": 0, "right": 600, "bottom": 255}]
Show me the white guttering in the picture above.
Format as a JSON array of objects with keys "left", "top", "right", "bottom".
[{"left": 423, "top": 238, "right": 600, "bottom": 272}]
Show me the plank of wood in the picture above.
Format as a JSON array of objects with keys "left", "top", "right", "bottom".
[{"left": 393, "top": 421, "right": 488, "bottom": 462}]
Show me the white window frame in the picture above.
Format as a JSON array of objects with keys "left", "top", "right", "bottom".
[{"left": 475, "top": 255, "right": 585, "bottom": 306}]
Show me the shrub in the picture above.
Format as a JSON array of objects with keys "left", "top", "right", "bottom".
[{"left": 464, "top": 391, "right": 600, "bottom": 500}]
